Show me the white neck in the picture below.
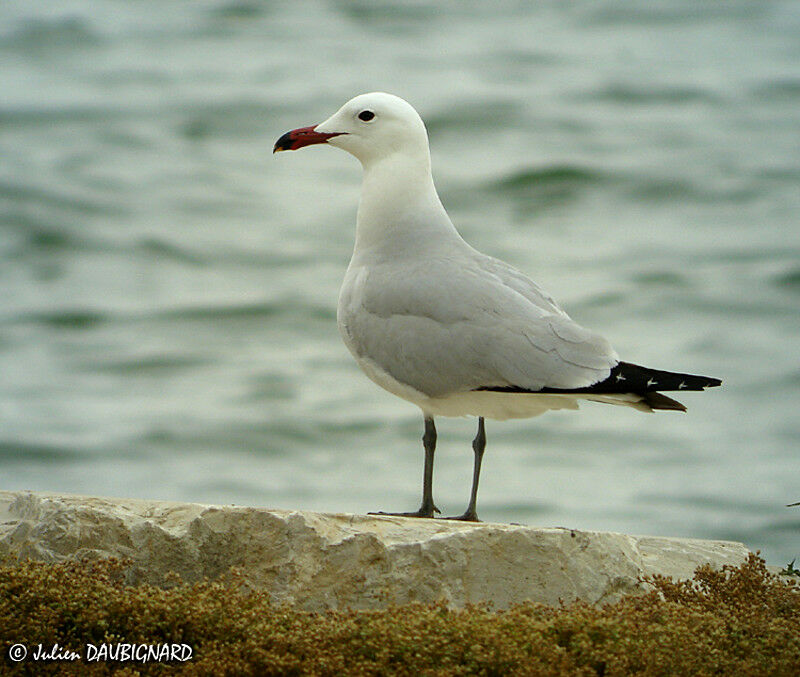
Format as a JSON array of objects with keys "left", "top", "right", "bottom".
[{"left": 353, "top": 151, "right": 463, "bottom": 259}]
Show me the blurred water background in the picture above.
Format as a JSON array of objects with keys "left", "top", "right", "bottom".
[{"left": 1, "top": 0, "right": 798, "bottom": 564}]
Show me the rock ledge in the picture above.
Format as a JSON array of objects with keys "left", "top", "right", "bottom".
[{"left": 0, "top": 491, "right": 750, "bottom": 610}]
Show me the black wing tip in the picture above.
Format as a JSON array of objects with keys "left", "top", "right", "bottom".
[
  {"left": 613, "top": 362, "right": 721, "bottom": 393},
  {"left": 473, "top": 363, "right": 722, "bottom": 399}
]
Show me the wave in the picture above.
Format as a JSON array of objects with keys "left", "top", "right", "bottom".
[
  {"left": 210, "top": 2, "right": 267, "bottom": 21},
  {"left": 749, "top": 78, "right": 800, "bottom": 101},
  {"left": 589, "top": 83, "right": 721, "bottom": 106},
  {"left": 0, "top": 181, "right": 121, "bottom": 216},
  {"left": 624, "top": 176, "right": 759, "bottom": 204},
  {"left": 335, "top": 1, "right": 441, "bottom": 25},
  {"left": 0, "top": 16, "right": 101, "bottom": 51},
  {"left": 773, "top": 268, "right": 800, "bottom": 290},
  {"left": 136, "top": 419, "right": 355, "bottom": 455},
  {"left": 154, "top": 299, "right": 335, "bottom": 323},
  {"left": 136, "top": 237, "right": 209, "bottom": 266},
  {"left": 17, "top": 309, "right": 108, "bottom": 330},
  {"left": 97, "top": 354, "right": 211, "bottom": 375},
  {"left": 497, "top": 169, "right": 759, "bottom": 205},
  {"left": 482, "top": 162, "right": 775, "bottom": 208},
  {"left": 478, "top": 164, "right": 606, "bottom": 209},
  {"left": 0, "top": 440, "right": 85, "bottom": 462},
  {"left": 583, "top": 3, "right": 756, "bottom": 27},
  {"left": 492, "top": 165, "right": 602, "bottom": 191},
  {"left": 0, "top": 104, "right": 131, "bottom": 127},
  {"left": 0, "top": 214, "right": 86, "bottom": 254},
  {"left": 630, "top": 270, "right": 690, "bottom": 288},
  {"left": 636, "top": 492, "right": 778, "bottom": 516},
  {"left": 424, "top": 100, "right": 523, "bottom": 134},
  {"left": 5, "top": 295, "right": 336, "bottom": 333}
]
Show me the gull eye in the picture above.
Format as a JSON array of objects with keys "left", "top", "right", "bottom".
[{"left": 358, "top": 110, "right": 375, "bottom": 122}]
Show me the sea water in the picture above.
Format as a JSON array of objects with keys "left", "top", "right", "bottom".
[{"left": 1, "top": 0, "right": 798, "bottom": 564}]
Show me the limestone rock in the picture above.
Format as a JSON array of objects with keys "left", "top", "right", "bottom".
[{"left": 0, "top": 490, "right": 750, "bottom": 610}]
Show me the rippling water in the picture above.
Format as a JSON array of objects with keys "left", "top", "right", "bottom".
[{"left": 2, "top": 1, "right": 799, "bottom": 564}]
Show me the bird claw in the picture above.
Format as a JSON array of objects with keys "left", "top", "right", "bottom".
[
  {"left": 442, "top": 511, "right": 481, "bottom": 522},
  {"left": 368, "top": 509, "right": 437, "bottom": 519}
]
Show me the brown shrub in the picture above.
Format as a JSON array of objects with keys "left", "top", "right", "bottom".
[{"left": 1, "top": 553, "right": 798, "bottom": 676}]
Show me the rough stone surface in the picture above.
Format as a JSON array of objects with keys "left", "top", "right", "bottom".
[{"left": 0, "top": 491, "right": 751, "bottom": 610}]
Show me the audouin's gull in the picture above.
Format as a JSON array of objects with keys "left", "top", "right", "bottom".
[{"left": 274, "top": 92, "right": 721, "bottom": 521}]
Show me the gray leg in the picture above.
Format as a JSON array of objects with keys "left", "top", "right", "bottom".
[
  {"left": 445, "top": 417, "right": 486, "bottom": 522},
  {"left": 370, "top": 415, "right": 439, "bottom": 518}
]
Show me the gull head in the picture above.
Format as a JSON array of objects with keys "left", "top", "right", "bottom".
[{"left": 273, "top": 92, "right": 430, "bottom": 166}]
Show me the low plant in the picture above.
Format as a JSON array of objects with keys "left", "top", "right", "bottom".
[{"left": 1, "top": 553, "right": 798, "bottom": 675}]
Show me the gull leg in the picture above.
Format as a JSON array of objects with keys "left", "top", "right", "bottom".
[
  {"left": 445, "top": 417, "right": 486, "bottom": 522},
  {"left": 370, "top": 416, "right": 440, "bottom": 518}
]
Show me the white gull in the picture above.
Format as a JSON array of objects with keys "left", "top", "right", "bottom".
[{"left": 274, "top": 92, "right": 721, "bottom": 521}]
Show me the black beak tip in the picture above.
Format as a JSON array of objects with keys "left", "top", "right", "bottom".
[{"left": 273, "top": 131, "right": 293, "bottom": 154}]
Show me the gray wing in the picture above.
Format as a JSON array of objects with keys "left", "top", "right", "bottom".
[{"left": 338, "top": 254, "right": 618, "bottom": 398}]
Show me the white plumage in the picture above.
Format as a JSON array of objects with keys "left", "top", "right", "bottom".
[
  {"left": 274, "top": 92, "right": 720, "bottom": 520},
  {"left": 338, "top": 250, "right": 618, "bottom": 419}
]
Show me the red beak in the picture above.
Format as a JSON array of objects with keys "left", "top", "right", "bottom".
[{"left": 273, "top": 126, "right": 344, "bottom": 153}]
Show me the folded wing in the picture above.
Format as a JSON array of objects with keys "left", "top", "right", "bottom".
[{"left": 338, "top": 254, "right": 619, "bottom": 399}]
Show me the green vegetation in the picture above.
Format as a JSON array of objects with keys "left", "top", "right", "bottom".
[
  {"left": 782, "top": 559, "right": 800, "bottom": 578},
  {"left": 1, "top": 553, "right": 798, "bottom": 676}
]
